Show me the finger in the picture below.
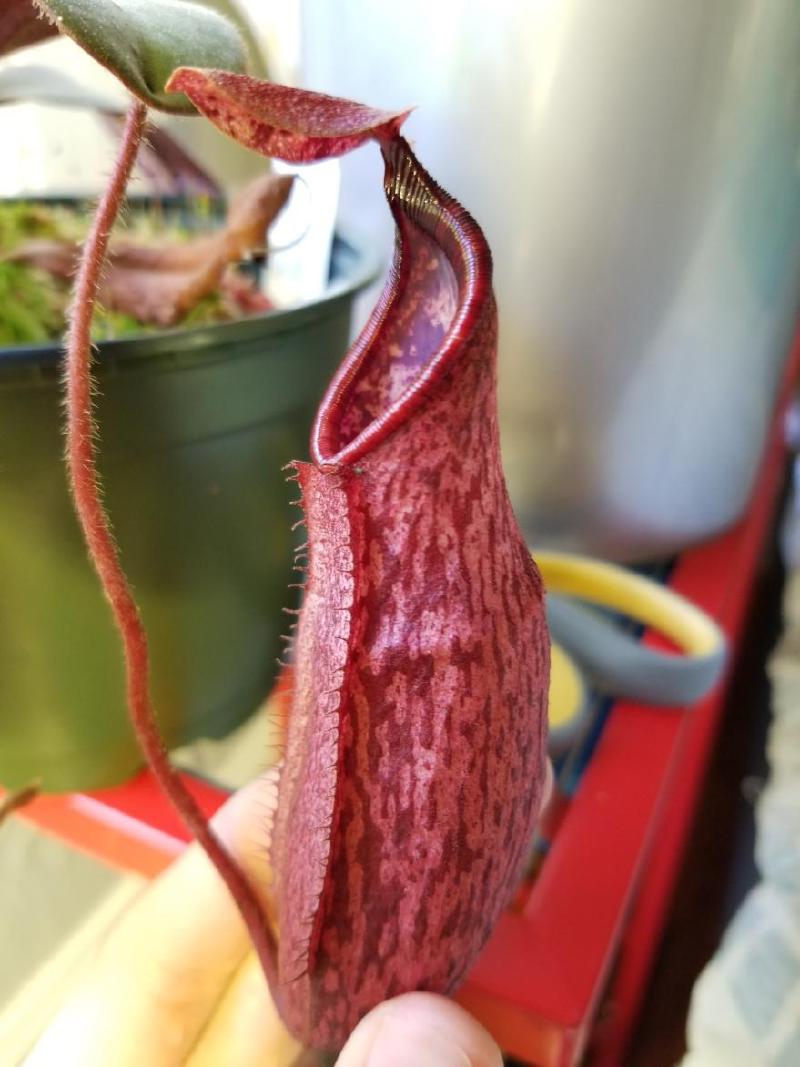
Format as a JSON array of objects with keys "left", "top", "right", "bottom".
[
  {"left": 185, "top": 951, "right": 301, "bottom": 1067},
  {"left": 210, "top": 767, "right": 279, "bottom": 922},
  {"left": 23, "top": 772, "right": 280, "bottom": 1067},
  {"left": 543, "top": 758, "right": 555, "bottom": 808},
  {"left": 22, "top": 847, "right": 249, "bottom": 1067},
  {"left": 334, "top": 992, "right": 503, "bottom": 1067}
]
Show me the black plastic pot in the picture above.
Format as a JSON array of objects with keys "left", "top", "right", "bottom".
[{"left": 0, "top": 237, "right": 374, "bottom": 791}]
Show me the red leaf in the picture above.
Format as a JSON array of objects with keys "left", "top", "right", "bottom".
[
  {"left": 165, "top": 68, "right": 411, "bottom": 162},
  {"left": 0, "top": 0, "right": 57, "bottom": 59}
]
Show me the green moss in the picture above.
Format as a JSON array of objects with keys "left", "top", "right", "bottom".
[
  {"left": 0, "top": 200, "right": 252, "bottom": 346},
  {"left": 0, "top": 262, "right": 65, "bottom": 345},
  {"left": 90, "top": 293, "right": 230, "bottom": 341}
]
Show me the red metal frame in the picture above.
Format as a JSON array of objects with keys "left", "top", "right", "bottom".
[
  {"left": 13, "top": 768, "right": 227, "bottom": 877},
  {"left": 459, "top": 333, "right": 800, "bottom": 1065},
  {"left": 8, "top": 334, "right": 799, "bottom": 1065}
]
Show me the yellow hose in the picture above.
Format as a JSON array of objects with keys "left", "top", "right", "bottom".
[
  {"left": 537, "top": 551, "right": 726, "bottom": 743},
  {"left": 535, "top": 551, "right": 722, "bottom": 657}
]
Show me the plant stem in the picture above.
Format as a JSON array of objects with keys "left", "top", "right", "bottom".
[
  {"left": 0, "top": 781, "right": 40, "bottom": 826},
  {"left": 64, "top": 98, "right": 277, "bottom": 985}
]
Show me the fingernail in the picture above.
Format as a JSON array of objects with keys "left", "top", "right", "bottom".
[
  {"left": 335, "top": 994, "right": 502, "bottom": 1067},
  {"left": 364, "top": 1016, "right": 471, "bottom": 1067}
]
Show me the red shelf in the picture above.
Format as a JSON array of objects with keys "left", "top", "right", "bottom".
[
  {"left": 458, "top": 331, "right": 800, "bottom": 1065},
  {"left": 11, "top": 333, "right": 800, "bottom": 1065},
  {"left": 15, "top": 767, "right": 227, "bottom": 878}
]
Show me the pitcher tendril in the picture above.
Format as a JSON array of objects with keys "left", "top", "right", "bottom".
[{"left": 63, "top": 97, "right": 279, "bottom": 989}]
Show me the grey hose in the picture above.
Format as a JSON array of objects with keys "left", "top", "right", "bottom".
[{"left": 547, "top": 595, "right": 727, "bottom": 706}]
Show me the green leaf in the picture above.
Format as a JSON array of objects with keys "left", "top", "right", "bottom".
[
  {"left": 199, "top": 0, "right": 267, "bottom": 79},
  {"left": 34, "top": 0, "right": 249, "bottom": 113}
]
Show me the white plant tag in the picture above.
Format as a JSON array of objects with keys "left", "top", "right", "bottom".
[{"left": 263, "top": 157, "right": 341, "bottom": 307}]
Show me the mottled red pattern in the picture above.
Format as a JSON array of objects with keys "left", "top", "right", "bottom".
[
  {"left": 271, "top": 138, "right": 550, "bottom": 1049},
  {"left": 166, "top": 69, "right": 410, "bottom": 162}
]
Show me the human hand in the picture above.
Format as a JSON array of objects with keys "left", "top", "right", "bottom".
[{"left": 23, "top": 773, "right": 503, "bottom": 1067}]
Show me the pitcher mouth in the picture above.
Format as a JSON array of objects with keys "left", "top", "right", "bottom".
[{"left": 311, "top": 136, "right": 493, "bottom": 469}]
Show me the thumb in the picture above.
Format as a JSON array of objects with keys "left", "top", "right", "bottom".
[{"left": 334, "top": 992, "right": 503, "bottom": 1067}]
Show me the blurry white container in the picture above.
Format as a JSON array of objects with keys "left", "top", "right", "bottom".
[
  {"left": 0, "top": 37, "right": 264, "bottom": 197},
  {"left": 301, "top": 0, "right": 800, "bottom": 560}
]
